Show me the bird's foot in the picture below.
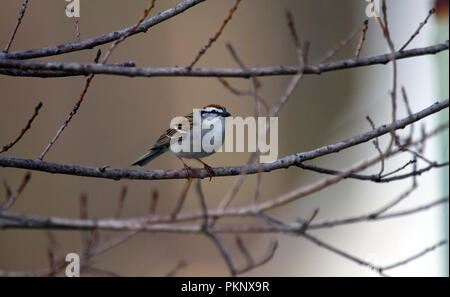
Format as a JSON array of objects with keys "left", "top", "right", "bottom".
[{"left": 183, "top": 164, "right": 196, "bottom": 179}]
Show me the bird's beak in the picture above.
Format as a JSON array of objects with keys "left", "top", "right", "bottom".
[{"left": 223, "top": 110, "right": 231, "bottom": 117}]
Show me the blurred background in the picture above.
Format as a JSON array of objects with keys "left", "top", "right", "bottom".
[{"left": 0, "top": 0, "right": 448, "bottom": 276}]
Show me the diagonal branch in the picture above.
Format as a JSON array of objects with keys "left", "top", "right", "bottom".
[
  {"left": 1, "top": 102, "right": 43, "bottom": 154},
  {"left": 0, "top": 171, "right": 31, "bottom": 210},
  {"left": 2, "top": 0, "right": 30, "bottom": 53},
  {"left": 0, "top": 0, "right": 207, "bottom": 60},
  {"left": 399, "top": 8, "right": 436, "bottom": 51},
  {"left": 188, "top": 0, "right": 242, "bottom": 68}
]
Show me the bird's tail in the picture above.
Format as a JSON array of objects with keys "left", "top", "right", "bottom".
[{"left": 131, "top": 148, "right": 167, "bottom": 167}]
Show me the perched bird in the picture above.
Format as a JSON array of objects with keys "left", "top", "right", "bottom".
[{"left": 132, "top": 104, "right": 231, "bottom": 178}]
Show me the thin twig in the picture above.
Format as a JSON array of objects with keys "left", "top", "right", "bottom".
[
  {"left": 1, "top": 0, "right": 206, "bottom": 61},
  {"left": 1, "top": 102, "right": 43, "bottom": 154},
  {"left": 195, "top": 180, "right": 208, "bottom": 225},
  {"left": 285, "top": 10, "right": 305, "bottom": 68},
  {"left": 235, "top": 239, "right": 278, "bottom": 275},
  {"left": 375, "top": 0, "right": 398, "bottom": 151},
  {"left": 171, "top": 179, "right": 192, "bottom": 219},
  {"left": 115, "top": 185, "right": 128, "bottom": 218},
  {"left": 225, "top": 42, "right": 269, "bottom": 117},
  {"left": 0, "top": 171, "right": 31, "bottom": 210},
  {"left": 83, "top": 267, "right": 121, "bottom": 277},
  {"left": 379, "top": 240, "right": 447, "bottom": 273},
  {"left": 381, "top": 159, "right": 416, "bottom": 178},
  {"left": 355, "top": 19, "right": 369, "bottom": 57},
  {"left": 400, "top": 8, "right": 436, "bottom": 51},
  {"left": 101, "top": 0, "right": 157, "bottom": 64},
  {"left": 2, "top": 180, "right": 12, "bottom": 201},
  {"left": 38, "top": 50, "right": 101, "bottom": 160},
  {"left": 318, "top": 25, "right": 361, "bottom": 63},
  {"left": 188, "top": 0, "right": 242, "bottom": 68},
  {"left": 235, "top": 236, "right": 254, "bottom": 267},
  {"left": 216, "top": 43, "right": 264, "bottom": 212},
  {"left": 217, "top": 152, "right": 258, "bottom": 211},
  {"left": 79, "top": 191, "right": 90, "bottom": 252},
  {"left": 366, "top": 116, "right": 385, "bottom": 176},
  {"left": 204, "top": 230, "right": 237, "bottom": 276},
  {"left": 369, "top": 166, "right": 418, "bottom": 218},
  {"left": 298, "top": 160, "right": 448, "bottom": 183},
  {"left": 149, "top": 189, "right": 159, "bottom": 215},
  {"left": 268, "top": 11, "right": 307, "bottom": 117},
  {"left": 165, "top": 260, "right": 187, "bottom": 277},
  {"left": 73, "top": 15, "right": 81, "bottom": 41},
  {"left": 217, "top": 77, "right": 253, "bottom": 96},
  {"left": 3, "top": 0, "right": 30, "bottom": 53},
  {"left": 401, "top": 86, "right": 415, "bottom": 144}
]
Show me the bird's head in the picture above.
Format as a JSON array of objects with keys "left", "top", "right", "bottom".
[{"left": 201, "top": 104, "right": 231, "bottom": 118}]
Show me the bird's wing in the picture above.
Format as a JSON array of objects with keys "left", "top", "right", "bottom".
[
  {"left": 152, "top": 128, "right": 177, "bottom": 149},
  {"left": 151, "top": 112, "right": 196, "bottom": 149}
]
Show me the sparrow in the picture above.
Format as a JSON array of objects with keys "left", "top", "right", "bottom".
[{"left": 132, "top": 104, "right": 231, "bottom": 178}]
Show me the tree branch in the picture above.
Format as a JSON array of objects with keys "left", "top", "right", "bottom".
[
  {"left": 0, "top": 197, "right": 447, "bottom": 233},
  {"left": 0, "top": 98, "right": 447, "bottom": 181},
  {"left": 0, "top": 41, "right": 448, "bottom": 78},
  {"left": 0, "top": 0, "right": 207, "bottom": 60}
]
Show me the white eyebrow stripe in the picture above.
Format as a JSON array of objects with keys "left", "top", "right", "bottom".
[{"left": 203, "top": 107, "right": 222, "bottom": 113}]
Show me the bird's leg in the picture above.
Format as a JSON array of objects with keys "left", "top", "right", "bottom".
[
  {"left": 178, "top": 157, "right": 196, "bottom": 179},
  {"left": 195, "top": 158, "right": 215, "bottom": 181}
]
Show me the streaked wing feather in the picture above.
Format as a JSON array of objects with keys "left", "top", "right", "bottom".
[{"left": 151, "top": 112, "right": 195, "bottom": 149}]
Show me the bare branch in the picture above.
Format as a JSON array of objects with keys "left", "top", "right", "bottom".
[
  {"left": 0, "top": 171, "right": 31, "bottom": 210},
  {"left": 101, "top": 0, "right": 157, "bottom": 64},
  {"left": 309, "top": 197, "right": 449, "bottom": 229},
  {"left": 165, "top": 260, "right": 187, "bottom": 277},
  {"left": 38, "top": 50, "right": 101, "bottom": 160},
  {"left": 0, "top": 0, "right": 207, "bottom": 60},
  {"left": 235, "top": 236, "right": 254, "bottom": 267},
  {"left": 188, "top": 0, "right": 242, "bottom": 68},
  {"left": 302, "top": 232, "right": 447, "bottom": 276},
  {"left": 195, "top": 180, "right": 209, "bottom": 225},
  {"left": 0, "top": 99, "right": 447, "bottom": 181},
  {"left": 318, "top": 24, "right": 360, "bottom": 63},
  {"left": 1, "top": 102, "right": 43, "bottom": 154},
  {"left": 217, "top": 77, "right": 253, "bottom": 96},
  {"left": 297, "top": 160, "right": 448, "bottom": 183},
  {"left": 72, "top": 15, "right": 81, "bottom": 42},
  {"left": 285, "top": 10, "right": 305, "bottom": 68},
  {"left": 366, "top": 116, "right": 385, "bottom": 176},
  {"left": 236, "top": 239, "right": 278, "bottom": 275},
  {"left": 149, "top": 189, "right": 159, "bottom": 215},
  {"left": 379, "top": 240, "right": 447, "bottom": 273},
  {"left": 0, "top": 196, "right": 447, "bottom": 234},
  {"left": 400, "top": 8, "right": 436, "bottom": 51},
  {"left": 171, "top": 179, "right": 192, "bottom": 219},
  {"left": 0, "top": 42, "right": 447, "bottom": 78},
  {"left": 3, "top": 0, "right": 29, "bottom": 53},
  {"left": 115, "top": 185, "right": 128, "bottom": 219},
  {"left": 355, "top": 19, "right": 369, "bottom": 57},
  {"left": 204, "top": 230, "right": 237, "bottom": 276}
]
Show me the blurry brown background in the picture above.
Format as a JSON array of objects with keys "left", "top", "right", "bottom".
[{"left": 0, "top": 0, "right": 448, "bottom": 276}]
